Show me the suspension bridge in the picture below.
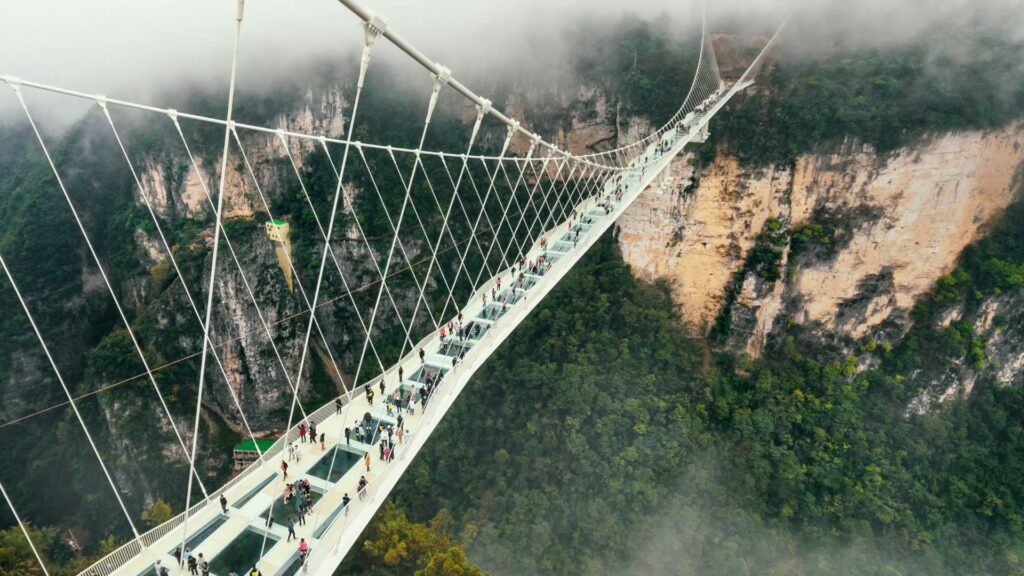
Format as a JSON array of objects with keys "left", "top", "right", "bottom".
[{"left": 0, "top": 0, "right": 787, "bottom": 574}]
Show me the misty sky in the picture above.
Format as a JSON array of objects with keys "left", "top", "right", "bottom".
[
  {"left": 0, "top": 0, "right": 707, "bottom": 124},
  {"left": 1, "top": 0, "right": 1019, "bottom": 126}
]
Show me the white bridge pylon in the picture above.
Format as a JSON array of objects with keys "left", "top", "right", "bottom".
[{"left": 0, "top": 0, "right": 789, "bottom": 574}]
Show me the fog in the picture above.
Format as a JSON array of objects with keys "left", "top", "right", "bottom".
[{"left": 2, "top": 0, "right": 1021, "bottom": 127}]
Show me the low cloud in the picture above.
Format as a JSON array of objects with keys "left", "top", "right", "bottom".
[{"left": 1, "top": 0, "right": 1020, "bottom": 127}]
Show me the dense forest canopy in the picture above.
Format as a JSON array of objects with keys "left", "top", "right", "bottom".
[{"left": 354, "top": 227, "right": 1024, "bottom": 576}]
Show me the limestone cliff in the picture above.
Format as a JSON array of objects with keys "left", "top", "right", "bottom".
[{"left": 616, "top": 123, "right": 1024, "bottom": 369}]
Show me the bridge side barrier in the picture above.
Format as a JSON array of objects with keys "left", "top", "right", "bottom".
[{"left": 78, "top": 342, "right": 436, "bottom": 576}]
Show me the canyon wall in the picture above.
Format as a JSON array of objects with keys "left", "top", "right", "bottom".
[{"left": 617, "top": 123, "right": 1024, "bottom": 387}]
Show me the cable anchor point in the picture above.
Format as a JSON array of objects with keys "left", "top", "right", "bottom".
[
  {"left": 364, "top": 13, "right": 388, "bottom": 46},
  {"left": 478, "top": 98, "right": 492, "bottom": 116},
  {"left": 435, "top": 65, "right": 452, "bottom": 86}
]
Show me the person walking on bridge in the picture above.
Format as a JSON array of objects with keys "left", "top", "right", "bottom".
[
  {"left": 334, "top": 397, "right": 343, "bottom": 414},
  {"left": 298, "top": 423, "right": 307, "bottom": 444}
]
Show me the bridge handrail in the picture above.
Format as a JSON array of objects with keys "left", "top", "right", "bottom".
[
  {"left": 301, "top": 315, "right": 507, "bottom": 573},
  {"left": 76, "top": 377, "right": 380, "bottom": 576}
]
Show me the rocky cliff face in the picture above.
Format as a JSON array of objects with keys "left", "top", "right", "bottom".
[{"left": 616, "top": 122, "right": 1024, "bottom": 374}]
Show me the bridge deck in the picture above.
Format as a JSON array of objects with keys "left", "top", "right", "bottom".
[{"left": 91, "top": 105, "right": 720, "bottom": 576}]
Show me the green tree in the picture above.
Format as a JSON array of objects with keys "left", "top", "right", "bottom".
[
  {"left": 140, "top": 500, "right": 173, "bottom": 528},
  {"left": 0, "top": 524, "right": 58, "bottom": 576},
  {"left": 417, "top": 547, "right": 485, "bottom": 576},
  {"left": 340, "top": 503, "right": 486, "bottom": 576}
]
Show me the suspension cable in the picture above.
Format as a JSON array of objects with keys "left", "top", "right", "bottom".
[
  {"left": 179, "top": 0, "right": 246, "bottom": 565},
  {"left": 0, "top": 478, "right": 51, "bottom": 575}
]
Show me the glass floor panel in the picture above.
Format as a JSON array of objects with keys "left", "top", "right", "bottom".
[
  {"left": 209, "top": 528, "right": 279, "bottom": 576},
  {"left": 463, "top": 321, "right": 490, "bottom": 339},
  {"left": 410, "top": 365, "right": 447, "bottom": 384},
  {"left": 233, "top": 474, "right": 276, "bottom": 509},
  {"left": 168, "top": 514, "right": 229, "bottom": 559},
  {"left": 525, "top": 260, "right": 555, "bottom": 276},
  {"left": 478, "top": 304, "right": 507, "bottom": 321},
  {"left": 276, "top": 553, "right": 305, "bottom": 576},
  {"left": 351, "top": 415, "right": 389, "bottom": 445},
  {"left": 511, "top": 276, "right": 537, "bottom": 291},
  {"left": 307, "top": 446, "right": 365, "bottom": 483},
  {"left": 260, "top": 485, "right": 326, "bottom": 527},
  {"left": 552, "top": 241, "right": 573, "bottom": 252},
  {"left": 438, "top": 339, "right": 472, "bottom": 358},
  {"left": 497, "top": 289, "right": 523, "bottom": 304},
  {"left": 387, "top": 384, "right": 418, "bottom": 410}
]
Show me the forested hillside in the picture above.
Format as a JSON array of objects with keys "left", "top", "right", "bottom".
[{"left": 340, "top": 220, "right": 1023, "bottom": 575}]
